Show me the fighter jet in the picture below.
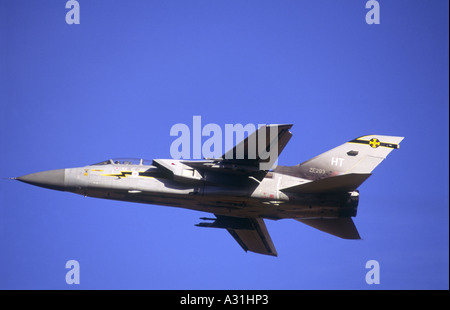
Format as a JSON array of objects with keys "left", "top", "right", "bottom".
[{"left": 13, "top": 125, "right": 403, "bottom": 256}]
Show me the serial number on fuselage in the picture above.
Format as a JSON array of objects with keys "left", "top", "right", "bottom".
[{"left": 309, "top": 167, "right": 326, "bottom": 174}]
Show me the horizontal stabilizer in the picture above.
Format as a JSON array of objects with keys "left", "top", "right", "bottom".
[
  {"left": 281, "top": 173, "right": 371, "bottom": 193},
  {"left": 296, "top": 217, "right": 361, "bottom": 239}
]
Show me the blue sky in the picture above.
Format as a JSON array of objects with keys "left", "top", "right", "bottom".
[{"left": 0, "top": 0, "right": 448, "bottom": 289}]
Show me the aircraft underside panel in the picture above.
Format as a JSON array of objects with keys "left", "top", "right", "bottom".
[{"left": 80, "top": 187, "right": 357, "bottom": 220}]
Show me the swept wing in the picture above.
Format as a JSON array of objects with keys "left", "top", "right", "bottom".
[{"left": 196, "top": 215, "right": 277, "bottom": 256}]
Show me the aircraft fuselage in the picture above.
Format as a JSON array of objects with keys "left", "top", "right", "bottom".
[{"left": 17, "top": 160, "right": 358, "bottom": 221}]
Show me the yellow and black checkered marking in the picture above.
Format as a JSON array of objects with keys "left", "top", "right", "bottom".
[{"left": 349, "top": 137, "right": 399, "bottom": 149}]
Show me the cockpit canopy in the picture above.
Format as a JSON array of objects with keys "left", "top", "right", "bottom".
[{"left": 90, "top": 158, "right": 152, "bottom": 166}]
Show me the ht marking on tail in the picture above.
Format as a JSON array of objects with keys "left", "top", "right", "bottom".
[{"left": 331, "top": 157, "right": 345, "bottom": 167}]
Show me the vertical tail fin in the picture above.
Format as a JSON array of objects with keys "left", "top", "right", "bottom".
[{"left": 275, "top": 135, "right": 404, "bottom": 180}]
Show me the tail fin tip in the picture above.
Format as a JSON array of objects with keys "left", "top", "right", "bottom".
[{"left": 348, "top": 135, "right": 405, "bottom": 150}]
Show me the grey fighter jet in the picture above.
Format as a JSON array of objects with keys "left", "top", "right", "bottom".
[{"left": 14, "top": 125, "right": 404, "bottom": 256}]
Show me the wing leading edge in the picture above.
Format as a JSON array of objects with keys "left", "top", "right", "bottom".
[{"left": 196, "top": 215, "right": 277, "bottom": 256}]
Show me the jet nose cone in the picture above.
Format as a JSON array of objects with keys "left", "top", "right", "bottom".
[{"left": 16, "top": 169, "right": 66, "bottom": 191}]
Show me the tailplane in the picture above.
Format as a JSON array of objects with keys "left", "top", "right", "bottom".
[{"left": 295, "top": 218, "right": 361, "bottom": 239}]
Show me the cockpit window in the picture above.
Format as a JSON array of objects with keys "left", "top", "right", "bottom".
[
  {"left": 90, "top": 159, "right": 113, "bottom": 166},
  {"left": 112, "top": 158, "right": 141, "bottom": 165},
  {"left": 90, "top": 158, "right": 152, "bottom": 166}
]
